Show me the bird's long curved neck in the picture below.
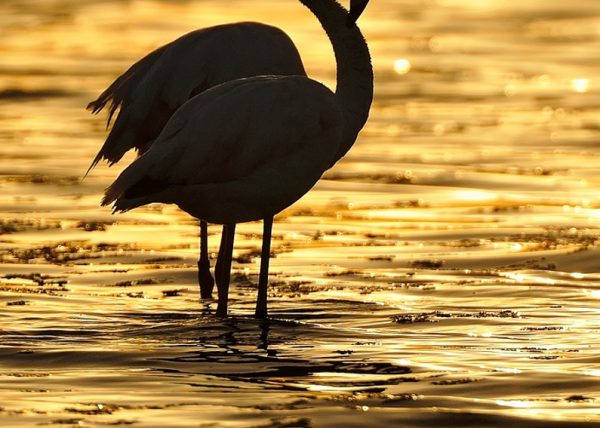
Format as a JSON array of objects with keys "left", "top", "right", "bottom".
[{"left": 300, "top": 0, "right": 374, "bottom": 159}]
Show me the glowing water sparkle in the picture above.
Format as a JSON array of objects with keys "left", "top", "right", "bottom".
[{"left": 0, "top": 0, "right": 599, "bottom": 427}]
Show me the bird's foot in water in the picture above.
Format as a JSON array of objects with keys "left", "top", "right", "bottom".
[
  {"left": 200, "top": 301, "right": 214, "bottom": 316},
  {"left": 216, "top": 304, "right": 228, "bottom": 318},
  {"left": 254, "top": 307, "right": 268, "bottom": 319}
]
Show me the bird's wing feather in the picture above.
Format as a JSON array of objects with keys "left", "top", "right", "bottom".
[
  {"left": 103, "top": 75, "right": 343, "bottom": 207},
  {"left": 88, "top": 22, "right": 306, "bottom": 167}
]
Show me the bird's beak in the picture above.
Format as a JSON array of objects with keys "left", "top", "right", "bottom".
[{"left": 347, "top": 0, "right": 370, "bottom": 27}]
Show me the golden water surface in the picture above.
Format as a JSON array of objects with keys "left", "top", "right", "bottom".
[{"left": 1, "top": 0, "right": 599, "bottom": 426}]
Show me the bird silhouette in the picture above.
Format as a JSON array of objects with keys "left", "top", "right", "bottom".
[
  {"left": 101, "top": 0, "right": 373, "bottom": 318},
  {"left": 87, "top": 22, "right": 306, "bottom": 299}
]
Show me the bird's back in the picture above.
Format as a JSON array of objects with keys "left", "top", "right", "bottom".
[
  {"left": 103, "top": 75, "right": 344, "bottom": 223},
  {"left": 88, "top": 22, "right": 307, "bottom": 169}
]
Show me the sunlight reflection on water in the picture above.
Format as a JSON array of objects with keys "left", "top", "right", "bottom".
[{"left": 0, "top": 0, "right": 599, "bottom": 427}]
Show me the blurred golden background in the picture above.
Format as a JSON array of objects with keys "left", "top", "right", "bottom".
[{"left": 0, "top": 1, "right": 599, "bottom": 426}]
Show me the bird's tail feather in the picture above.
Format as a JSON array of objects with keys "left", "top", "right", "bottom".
[
  {"left": 101, "top": 156, "right": 151, "bottom": 208},
  {"left": 106, "top": 193, "right": 152, "bottom": 214},
  {"left": 86, "top": 73, "right": 130, "bottom": 127},
  {"left": 85, "top": 110, "right": 140, "bottom": 178},
  {"left": 85, "top": 71, "right": 135, "bottom": 177},
  {"left": 86, "top": 45, "right": 167, "bottom": 176},
  {"left": 103, "top": 181, "right": 168, "bottom": 215},
  {"left": 83, "top": 151, "right": 104, "bottom": 179},
  {"left": 86, "top": 45, "right": 166, "bottom": 123}
]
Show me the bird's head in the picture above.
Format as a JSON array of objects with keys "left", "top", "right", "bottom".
[{"left": 347, "top": 0, "right": 370, "bottom": 27}]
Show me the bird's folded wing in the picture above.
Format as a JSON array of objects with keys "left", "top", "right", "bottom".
[
  {"left": 104, "top": 75, "right": 344, "bottom": 205},
  {"left": 155, "top": 76, "right": 343, "bottom": 183},
  {"left": 86, "top": 29, "right": 211, "bottom": 166},
  {"left": 88, "top": 23, "right": 305, "bottom": 167}
]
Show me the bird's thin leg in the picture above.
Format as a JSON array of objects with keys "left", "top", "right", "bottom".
[
  {"left": 255, "top": 216, "right": 273, "bottom": 319},
  {"left": 214, "top": 225, "right": 228, "bottom": 287},
  {"left": 216, "top": 223, "right": 236, "bottom": 318},
  {"left": 198, "top": 220, "right": 215, "bottom": 299}
]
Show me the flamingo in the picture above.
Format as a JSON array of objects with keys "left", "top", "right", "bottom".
[
  {"left": 101, "top": 0, "right": 374, "bottom": 318},
  {"left": 87, "top": 22, "right": 307, "bottom": 299}
]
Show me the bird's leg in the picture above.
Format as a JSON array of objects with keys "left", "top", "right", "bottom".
[
  {"left": 198, "top": 220, "right": 215, "bottom": 299},
  {"left": 214, "top": 225, "right": 228, "bottom": 288},
  {"left": 255, "top": 216, "right": 273, "bottom": 319},
  {"left": 215, "top": 223, "right": 236, "bottom": 317}
]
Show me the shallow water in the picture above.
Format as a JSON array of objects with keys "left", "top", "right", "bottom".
[{"left": 1, "top": 0, "right": 600, "bottom": 426}]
